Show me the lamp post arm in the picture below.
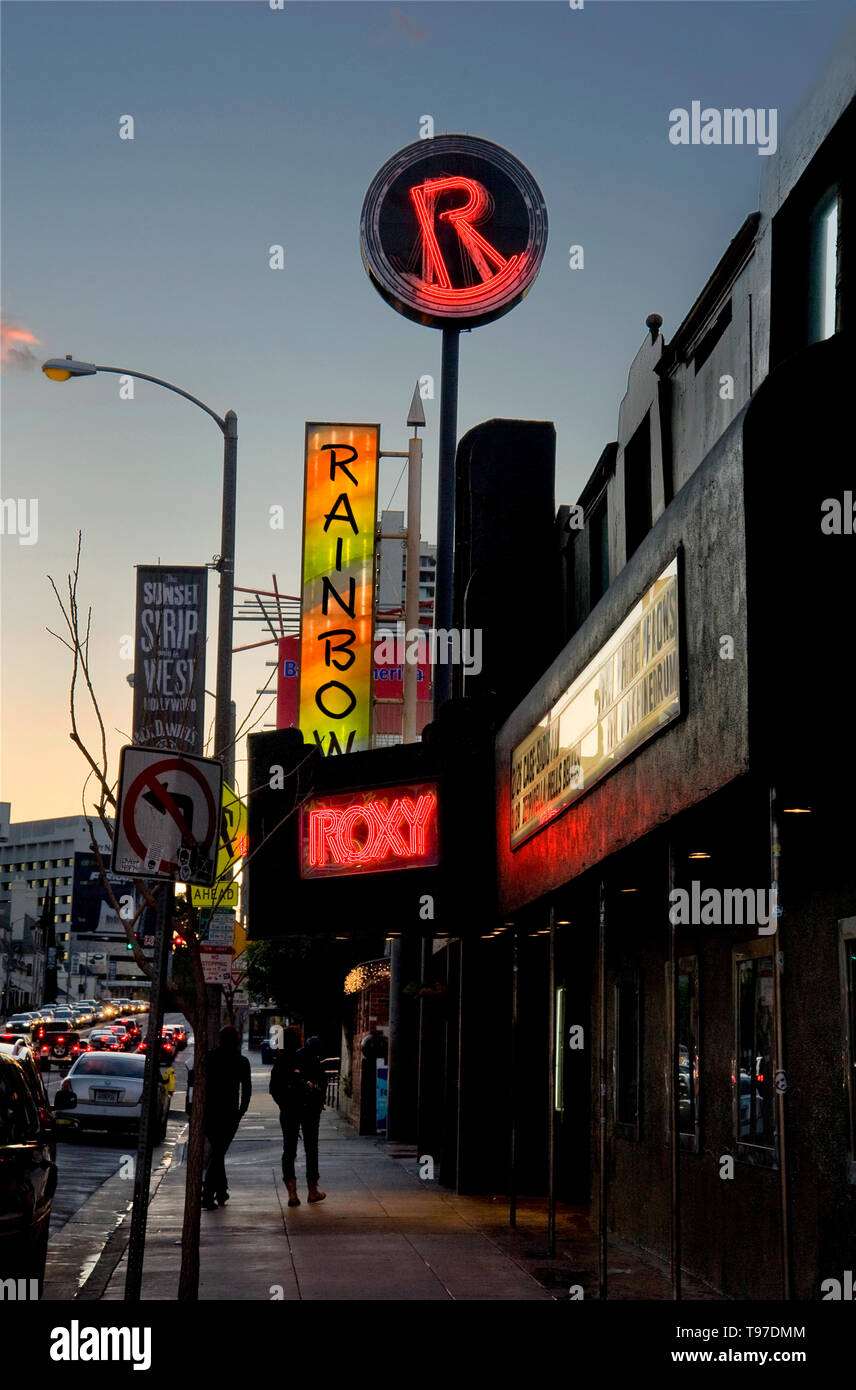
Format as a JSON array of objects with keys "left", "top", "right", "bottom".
[{"left": 92, "top": 366, "right": 226, "bottom": 433}]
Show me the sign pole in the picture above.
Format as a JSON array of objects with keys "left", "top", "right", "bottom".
[
  {"left": 124, "top": 881, "right": 172, "bottom": 1302},
  {"left": 434, "top": 327, "right": 460, "bottom": 709},
  {"left": 403, "top": 385, "right": 425, "bottom": 743}
]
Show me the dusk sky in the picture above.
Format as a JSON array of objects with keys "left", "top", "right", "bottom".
[{"left": 2, "top": 0, "right": 853, "bottom": 821}]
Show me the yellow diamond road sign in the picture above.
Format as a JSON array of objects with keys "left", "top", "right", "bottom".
[{"left": 218, "top": 784, "right": 247, "bottom": 879}]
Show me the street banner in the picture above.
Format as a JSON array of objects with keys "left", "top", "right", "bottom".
[
  {"left": 276, "top": 635, "right": 300, "bottom": 729},
  {"left": 112, "top": 746, "right": 223, "bottom": 886},
  {"left": 299, "top": 424, "right": 379, "bottom": 756},
  {"left": 71, "top": 851, "right": 156, "bottom": 939},
  {"left": 133, "top": 565, "right": 207, "bottom": 754}
]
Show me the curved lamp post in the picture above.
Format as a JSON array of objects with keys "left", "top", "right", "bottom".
[{"left": 42, "top": 356, "right": 237, "bottom": 785}]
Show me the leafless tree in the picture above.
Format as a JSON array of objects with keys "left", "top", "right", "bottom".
[{"left": 47, "top": 535, "right": 313, "bottom": 1301}]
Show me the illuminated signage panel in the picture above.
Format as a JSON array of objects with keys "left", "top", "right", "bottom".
[
  {"left": 299, "top": 424, "right": 379, "bottom": 755},
  {"left": 300, "top": 782, "right": 439, "bottom": 879},
  {"left": 510, "top": 558, "right": 681, "bottom": 848},
  {"left": 361, "top": 135, "right": 548, "bottom": 330}
]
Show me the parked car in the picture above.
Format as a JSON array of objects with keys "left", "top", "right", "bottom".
[
  {"left": 260, "top": 1031, "right": 282, "bottom": 1064},
  {"left": 0, "top": 1051, "right": 58, "bottom": 1292},
  {"left": 54, "top": 1052, "right": 171, "bottom": 1143},
  {"left": 0, "top": 1033, "right": 36, "bottom": 1065}
]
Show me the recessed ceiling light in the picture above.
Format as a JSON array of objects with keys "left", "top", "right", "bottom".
[
  {"left": 783, "top": 806, "right": 812, "bottom": 814},
  {"left": 688, "top": 851, "right": 711, "bottom": 860}
]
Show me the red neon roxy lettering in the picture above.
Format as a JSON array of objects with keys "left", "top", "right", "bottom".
[
  {"left": 308, "top": 793, "right": 437, "bottom": 868},
  {"left": 409, "top": 177, "right": 523, "bottom": 304}
]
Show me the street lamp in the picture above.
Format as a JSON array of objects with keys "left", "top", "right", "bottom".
[{"left": 42, "top": 355, "right": 237, "bottom": 785}]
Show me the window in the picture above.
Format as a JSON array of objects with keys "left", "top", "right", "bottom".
[
  {"left": 624, "top": 413, "right": 652, "bottom": 561},
  {"left": 614, "top": 970, "right": 641, "bottom": 1136},
  {"left": 840, "top": 918, "right": 856, "bottom": 1184},
  {"left": 589, "top": 495, "right": 609, "bottom": 607},
  {"left": 733, "top": 940, "right": 776, "bottom": 1159},
  {"left": 667, "top": 956, "right": 700, "bottom": 1149},
  {"left": 808, "top": 186, "right": 840, "bottom": 344},
  {"left": 693, "top": 300, "right": 732, "bottom": 373},
  {"left": 0, "top": 1067, "right": 41, "bottom": 1144}
]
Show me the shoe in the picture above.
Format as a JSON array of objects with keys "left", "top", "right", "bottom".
[
  {"left": 202, "top": 1198, "right": 217, "bottom": 1210},
  {"left": 285, "top": 1179, "right": 301, "bottom": 1208},
  {"left": 216, "top": 1192, "right": 229, "bottom": 1205},
  {"left": 307, "top": 1184, "right": 326, "bottom": 1203}
]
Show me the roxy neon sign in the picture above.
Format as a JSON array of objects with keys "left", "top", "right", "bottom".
[{"left": 300, "top": 784, "right": 440, "bottom": 878}]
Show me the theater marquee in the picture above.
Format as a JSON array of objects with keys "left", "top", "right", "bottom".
[{"left": 510, "top": 557, "right": 681, "bottom": 848}]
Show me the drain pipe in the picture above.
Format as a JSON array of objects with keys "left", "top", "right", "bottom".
[
  {"left": 770, "top": 785, "right": 793, "bottom": 1299},
  {"left": 668, "top": 838, "right": 682, "bottom": 1299},
  {"left": 598, "top": 879, "right": 608, "bottom": 1300}
]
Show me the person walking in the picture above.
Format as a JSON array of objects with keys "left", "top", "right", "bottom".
[
  {"left": 296, "top": 1035, "right": 326, "bottom": 1205},
  {"left": 202, "top": 1024, "right": 251, "bottom": 1210},
  {"left": 269, "top": 1026, "right": 326, "bottom": 1206}
]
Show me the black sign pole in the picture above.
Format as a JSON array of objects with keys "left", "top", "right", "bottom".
[
  {"left": 125, "top": 880, "right": 171, "bottom": 1302},
  {"left": 434, "top": 326, "right": 460, "bottom": 709}
]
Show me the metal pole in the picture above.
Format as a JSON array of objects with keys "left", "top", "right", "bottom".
[
  {"left": 770, "top": 785, "right": 793, "bottom": 1299},
  {"left": 509, "top": 925, "right": 519, "bottom": 1227},
  {"left": 668, "top": 838, "right": 682, "bottom": 1300},
  {"left": 215, "top": 411, "right": 238, "bottom": 788},
  {"left": 403, "top": 431, "right": 423, "bottom": 743},
  {"left": 598, "top": 880, "right": 608, "bottom": 1300},
  {"left": 125, "top": 882, "right": 172, "bottom": 1301},
  {"left": 434, "top": 328, "right": 460, "bottom": 709},
  {"left": 547, "top": 906, "right": 557, "bottom": 1257}
]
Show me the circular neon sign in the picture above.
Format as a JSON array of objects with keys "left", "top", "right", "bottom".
[{"left": 360, "top": 135, "right": 548, "bottom": 330}]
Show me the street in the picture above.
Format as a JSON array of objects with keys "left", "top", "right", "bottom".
[{"left": 45, "top": 1012, "right": 190, "bottom": 1241}]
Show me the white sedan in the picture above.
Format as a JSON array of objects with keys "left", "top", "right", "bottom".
[{"left": 54, "top": 1052, "right": 171, "bottom": 1142}]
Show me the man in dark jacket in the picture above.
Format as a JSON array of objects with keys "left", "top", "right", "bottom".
[{"left": 202, "top": 1025, "right": 251, "bottom": 1209}]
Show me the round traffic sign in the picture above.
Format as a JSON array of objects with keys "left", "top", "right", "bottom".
[{"left": 360, "top": 134, "right": 548, "bottom": 330}]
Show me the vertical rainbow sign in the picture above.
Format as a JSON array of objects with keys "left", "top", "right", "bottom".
[{"left": 299, "top": 423, "right": 380, "bottom": 755}]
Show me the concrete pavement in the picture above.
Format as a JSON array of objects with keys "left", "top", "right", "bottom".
[
  {"left": 46, "top": 1051, "right": 724, "bottom": 1301},
  {"left": 99, "top": 1060, "right": 551, "bottom": 1301}
]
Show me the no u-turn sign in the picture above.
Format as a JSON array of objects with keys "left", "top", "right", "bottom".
[{"left": 112, "top": 746, "right": 223, "bottom": 885}]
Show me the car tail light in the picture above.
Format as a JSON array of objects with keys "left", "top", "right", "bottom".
[
  {"left": 40, "top": 1045, "right": 50, "bottom": 1055},
  {"left": 57, "top": 1036, "right": 64, "bottom": 1044},
  {"left": 71, "top": 1044, "right": 80, "bottom": 1053}
]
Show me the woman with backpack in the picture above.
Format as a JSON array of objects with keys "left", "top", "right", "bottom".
[{"left": 269, "top": 1026, "right": 326, "bottom": 1207}]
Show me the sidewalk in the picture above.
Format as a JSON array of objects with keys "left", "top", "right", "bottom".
[
  {"left": 99, "top": 1061, "right": 551, "bottom": 1301},
  {"left": 64, "top": 1055, "right": 724, "bottom": 1302}
]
